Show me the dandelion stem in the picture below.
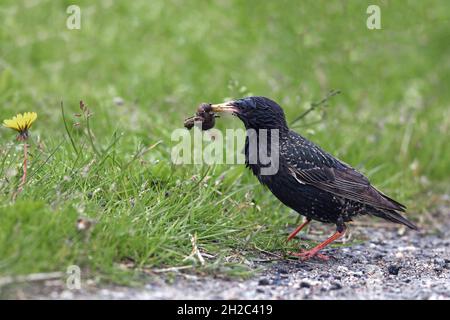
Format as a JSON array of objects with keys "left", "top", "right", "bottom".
[
  {"left": 21, "top": 143, "right": 28, "bottom": 186},
  {"left": 12, "top": 143, "right": 28, "bottom": 201}
]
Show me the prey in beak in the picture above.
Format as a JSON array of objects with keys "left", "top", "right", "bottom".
[{"left": 183, "top": 101, "right": 239, "bottom": 131}]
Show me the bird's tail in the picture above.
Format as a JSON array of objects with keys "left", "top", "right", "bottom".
[{"left": 371, "top": 209, "right": 419, "bottom": 230}]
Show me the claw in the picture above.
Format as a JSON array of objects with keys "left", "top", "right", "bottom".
[
  {"left": 287, "top": 227, "right": 346, "bottom": 261},
  {"left": 288, "top": 250, "right": 329, "bottom": 261}
]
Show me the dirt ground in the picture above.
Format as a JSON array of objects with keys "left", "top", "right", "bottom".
[{"left": 3, "top": 203, "right": 449, "bottom": 300}]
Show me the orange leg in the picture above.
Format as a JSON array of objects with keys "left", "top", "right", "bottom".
[
  {"left": 290, "top": 227, "right": 346, "bottom": 261},
  {"left": 286, "top": 218, "right": 311, "bottom": 242}
]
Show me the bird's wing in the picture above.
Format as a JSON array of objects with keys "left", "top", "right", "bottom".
[
  {"left": 287, "top": 164, "right": 406, "bottom": 212},
  {"left": 283, "top": 134, "right": 406, "bottom": 212}
]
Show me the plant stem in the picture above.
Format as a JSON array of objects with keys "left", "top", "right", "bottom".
[
  {"left": 12, "top": 143, "right": 28, "bottom": 201},
  {"left": 290, "top": 89, "right": 341, "bottom": 126},
  {"left": 61, "top": 101, "right": 79, "bottom": 155},
  {"left": 86, "top": 114, "right": 101, "bottom": 157}
]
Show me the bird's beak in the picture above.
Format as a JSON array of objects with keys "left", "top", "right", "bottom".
[{"left": 210, "top": 102, "right": 239, "bottom": 115}]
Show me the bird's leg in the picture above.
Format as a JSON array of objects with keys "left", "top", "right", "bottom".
[
  {"left": 286, "top": 218, "right": 311, "bottom": 242},
  {"left": 291, "top": 224, "right": 346, "bottom": 261}
]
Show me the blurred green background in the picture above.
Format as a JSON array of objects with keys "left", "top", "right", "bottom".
[{"left": 0, "top": 0, "right": 449, "bottom": 282}]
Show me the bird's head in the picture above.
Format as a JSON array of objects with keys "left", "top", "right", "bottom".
[{"left": 210, "top": 96, "right": 288, "bottom": 131}]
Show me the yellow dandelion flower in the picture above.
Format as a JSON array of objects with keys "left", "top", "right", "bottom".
[{"left": 3, "top": 112, "right": 37, "bottom": 140}]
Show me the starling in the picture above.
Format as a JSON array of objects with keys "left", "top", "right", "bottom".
[{"left": 209, "top": 96, "right": 418, "bottom": 260}]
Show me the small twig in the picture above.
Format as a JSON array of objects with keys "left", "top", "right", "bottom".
[
  {"left": 183, "top": 233, "right": 205, "bottom": 266},
  {"left": 0, "top": 272, "right": 64, "bottom": 288},
  {"left": 150, "top": 266, "right": 193, "bottom": 273},
  {"left": 253, "top": 245, "right": 284, "bottom": 260},
  {"left": 290, "top": 89, "right": 341, "bottom": 126}
]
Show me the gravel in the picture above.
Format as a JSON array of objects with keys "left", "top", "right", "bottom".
[{"left": 5, "top": 206, "right": 450, "bottom": 300}]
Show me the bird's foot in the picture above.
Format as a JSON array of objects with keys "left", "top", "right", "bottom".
[{"left": 288, "top": 249, "right": 329, "bottom": 261}]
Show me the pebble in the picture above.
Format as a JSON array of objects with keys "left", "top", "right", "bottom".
[
  {"left": 299, "top": 281, "right": 311, "bottom": 288},
  {"left": 388, "top": 265, "right": 401, "bottom": 275},
  {"left": 330, "top": 282, "right": 342, "bottom": 290},
  {"left": 433, "top": 258, "right": 446, "bottom": 269}
]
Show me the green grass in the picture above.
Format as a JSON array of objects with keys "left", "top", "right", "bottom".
[{"left": 0, "top": 0, "right": 449, "bottom": 284}]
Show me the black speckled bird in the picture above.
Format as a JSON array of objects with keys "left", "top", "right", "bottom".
[{"left": 210, "top": 96, "right": 418, "bottom": 260}]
